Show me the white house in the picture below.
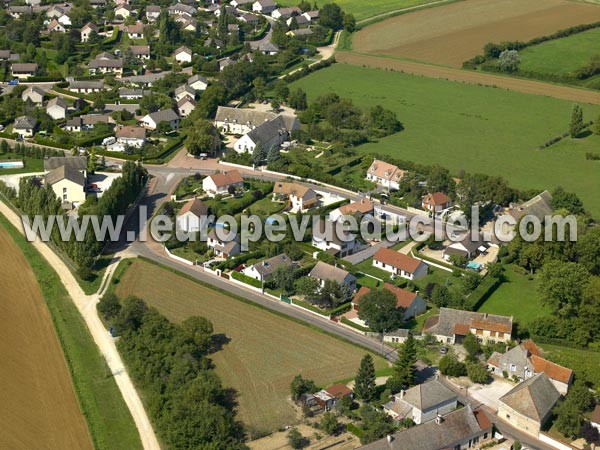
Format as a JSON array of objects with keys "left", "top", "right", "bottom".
[
  {"left": 126, "top": 22, "right": 144, "bottom": 39},
  {"left": 47, "top": 19, "right": 66, "bottom": 33},
  {"left": 115, "top": 4, "right": 132, "bottom": 18},
  {"left": 233, "top": 115, "right": 291, "bottom": 154},
  {"left": 174, "top": 84, "right": 196, "bottom": 102},
  {"left": 312, "top": 219, "right": 360, "bottom": 258},
  {"left": 372, "top": 247, "right": 428, "bottom": 281},
  {"left": 174, "top": 46, "right": 192, "bottom": 64},
  {"left": 243, "top": 254, "right": 294, "bottom": 283},
  {"left": 308, "top": 261, "right": 357, "bottom": 292},
  {"left": 202, "top": 170, "right": 244, "bottom": 197},
  {"left": 145, "top": 5, "right": 161, "bottom": 22},
  {"left": 80, "top": 22, "right": 98, "bottom": 42},
  {"left": 88, "top": 54, "right": 123, "bottom": 77},
  {"left": 115, "top": 126, "right": 146, "bottom": 149},
  {"left": 272, "top": 181, "right": 318, "bottom": 212},
  {"left": 252, "top": 0, "right": 276, "bottom": 14},
  {"left": 176, "top": 198, "right": 209, "bottom": 233},
  {"left": 177, "top": 97, "right": 196, "bottom": 118},
  {"left": 22, "top": 86, "right": 45, "bottom": 104},
  {"left": 45, "top": 166, "right": 87, "bottom": 206},
  {"left": 207, "top": 228, "right": 241, "bottom": 258},
  {"left": 366, "top": 159, "right": 405, "bottom": 190},
  {"left": 13, "top": 116, "right": 37, "bottom": 138},
  {"left": 46, "top": 97, "right": 68, "bottom": 120},
  {"left": 140, "top": 109, "right": 180, "bottom": 131},
  {"left": 422, "top": 192, "right": 452, "bottom": 213},
  {"left": 11, "top": 63, "right": 38, "bottom": 79},
  {"left": 329, "top": 198, "right": 374, "bottom": 222},
  {"left": 188, "top": 74, "right": 208, "bottom": 91},
  {"left": 271, "top": 6, "right": 301, "bottom": 19}
]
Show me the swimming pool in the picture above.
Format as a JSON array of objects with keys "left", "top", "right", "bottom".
[{"left": 0, "top": 161, "right": 24, "bottom": 169}]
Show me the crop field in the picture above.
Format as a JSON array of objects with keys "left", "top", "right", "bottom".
[
  {"left": 291, "top": 64, "right": 600, "bottom": 217},
  {"left": 276, "top": 0, "right": 440, "bottom": 21},
  {"left": 0, "top": 227, "right": 93, "bottom": 450},
  {"left": 115, "top": 260, "right": 388, "bottom": 436},
  {"left": 519, "top": 27, "right": 600, "bottom": 75},
  {"left": 351, "top": 0, "right": 600, "bottom": 67}
]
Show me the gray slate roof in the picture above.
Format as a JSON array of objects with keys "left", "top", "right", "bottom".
[
  {"left": 423, "top": 307, "right": 512, "bottom": 339},
  {"left": 14, "top": 116, "right": 37, "bottom": 129},
  {"left": 401, "top": 379, "right": 457, "bottom": 412},
  {"left": 499, "top": 372, "right": 560, "bottom": 422},
  {"left": 45, "top": 165, "right": 86, "bottom": 187},
  {"left": 251, "top": 253, "right": 292, "bottom": 278},
  {"left": 215, "top": 106, "right": 277, "bottom": 126},
  {"left": 246, "top": 115, "right": 287, "bottom": 146},
  {"left": 146, "top": 109, "right": 179, "bottom": 123},
  {"left": 44, "top": 156, "right": 87, "bottom": 172},
  {"left": 309, "top": 261, "right": 354, "bottom": 285},
  {"left": 509, "top": 190, "right": 553, "bottom": 221}
]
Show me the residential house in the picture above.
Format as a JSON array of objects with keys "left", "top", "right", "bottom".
[
  {"left": 115, "top": 126, "right": 146, "bottom": 149},
  {"left": 372, "top": 247, "right": 428, "bottom": 281},
  {"left": 362, "top": 406, "right": 492, "bottom": 450},
  {"left": 129, "top": 45, "right": 150, "bottom": 60},
  {"left": 57, "top": 13, "right": 72, "bottom": 27},
  {"left": 313, "top": 384, "right": 353, "bottom": 411},
  {"left": 146, "top": 5, "right": 161, "bottom": 21},
  {"left": 219, "top": 57, "right": 235, "bottom": 71},
  {"left": 80, "top": 22, "right": 98, "bottom": 42},
  {"left": 202, "top": 170, "right": 244, "bottom": 197},
  {"left": 243, "top": 254, "right": 294, "bottom": 283},
  {"left": 353, "top": 283, "right": 426, "bottom": 320},
  {"left": 13, "top": 116, "right": 37, "bottom": 138},
  {"left": 233, "top": 115, "right": 290, "bottom": 153},
  {"left": 207, "top": 228, "right": 241, "bottom": 258},
  {"left": 46, "top": 5, "right": 67, "bottom": 19},
  {"left": 8, "top": 6, "right": 32, "bottom": 19},
  {"left": 167, "top": 3, "right": 196, "bottom": 17},
  {"left": 497, "top": 373, "right": 561, "bottom": 436},
  {"left": 21, "top": 86, "right": 45, "bottom": 104},
  {"left": 312, "top": 219, "right": 359, "bottom": 257},
  {"left": 11, "top": 63, "right": 37, "bottom": 79},
  {"left": 289, "top": 14, "right": 310, "bottom": 28},
  {"left": 422, "top": 192, "right": 452, "bottom": 213},
  {"left": 140, "top": 109, "right": 180, "bottom": 130},
  {"left": 46, "top": 97, "right": 68, "bottom": 120},
  {"left": 25, "top": 0, "right": 42, "bottom": 6},
  {"left": 115, "top": 4, "right": 132, "bottom": 18},
  {"left": 487, "top": 340, "right": 573, "bottom": 395},
  {"left": 286, "top": 27, "right": 312, "bottom": 37},
  {"left": 383, "top": 328, "right": 410, "bottom": 344},
  {"left": 47, "top": 19, "right": 66, "bottom": 33},
  {"left": 215, "top": 106, "right": 278, "bottom": 135},
  {"left": 188, "top": 74, "right": 208, "bottom": 91},
  {"left": 44, "top": 156, "right": 87, "bottom": 177},
  {"left": 252, "top": 40, "right": 279, "bottom": 55},
  {"left": 174, "top": 46, "right": 192, "bottom": 64},
  {"left": 506, "top": 190, "right": 553, "bottom": 223},
  {"left": 366, "top": 159, "right": 405, "bottom": 190},
  {"left": 0, "top": 50, "right": 20, "bottom": 61},
  {"left": 422, "top": 307, "right": 513, "bottom": 345},
  {"left": 126, "top": 22, "right": 144, "bottom": 39},
  {"left": 45, "top": 166, "right": 87, "bottom": 206},
  {"left": 272, "top": 6, "right": 301, "bottom": 19},
  {"left": 309, "top": 261, "right": 357, "bottom": 292},
  {"left": 303, "top": 10, "right": 319, "bottom": 21},
  {"left": 69, "top": 80, "right": 104, "bottom": 94},
  {"left": 231, "top": 0, "right": 254, "bottom": 7},
  {"left": 240, "top": 12, "right": 260, "bottom": 25},
  {"left": 383, "top": 379, "right": 458, "bottom": 424},
  {"left": 329, "top": 198, "right": 374, "bottom": 222},
  {"left": 177, "top": 97, "right": 196, "bottom": 118},
  {"left": 272, "top": 181, "right": 318, "bottom": 212},
  {"left": 88, "top": 54, "right": 123, "bottom": 77},
  {"left": 373, "top": 204, "right": 407, "bottom": 225},
  {"left": 228, "top": 24, "right": 239, "bottom": 34},
  {"left": 89, "top": 0, "right": 106, "bottom": 8},
  {"left": 176, "top": 198, "right": 209, "bottom": 233},
  {"left": 174, "top": 84, "right": 195, "bottom": 102},
  {"left": 118, "top": 88, "right": 146, "bottom": 99},
  {"left": 443, "top": 233, "right": 489, "bottom": 261},
  {"left": 252, "top": 0, "right": 276, "bottom": 14}
]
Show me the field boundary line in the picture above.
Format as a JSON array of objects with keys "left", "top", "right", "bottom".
[{"left": 356, "top": 0, "right": 463, "bottom": 27}]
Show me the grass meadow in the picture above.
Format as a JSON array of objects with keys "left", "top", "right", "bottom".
[
  {"left": 291, "top": 64, "right": 600, "bottom": 217},
  {"left": 115, "top": 259, "right": 389, "bottom": 437}
]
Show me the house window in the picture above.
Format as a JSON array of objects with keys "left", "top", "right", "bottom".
[
  {"left": 476, "top": 329, "right": 483, "bottom": 335},
  {"left": 498, "top": 332, "right": 504, "bottom": 338},
  {"left": 509, "top": 364, "right": 517, "bottom": 372}
]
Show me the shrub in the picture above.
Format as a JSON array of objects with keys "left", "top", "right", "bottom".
[
  {"left": 77, "top": 266, "right": 95, "bottom": 281},
  {"left": 97, "top": 293, "right": 121, "bottom": 320}
]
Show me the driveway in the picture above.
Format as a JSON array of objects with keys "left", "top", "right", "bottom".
[{"left": 466, "top": 377, "right": 515, "bottom": 411}]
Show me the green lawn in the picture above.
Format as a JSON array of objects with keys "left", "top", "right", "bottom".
[
  {"left": 519, "top": 28, "right": 600, "bottom": 75},
  {"left": 291, "top": 64, "right": 600, "bottom": 217},
  {"left": 276, "top": 0, "right": 440, "bottom": 21},
  {"left": 477, "top": 265, "right": 550, "bottom": 326},
  {"left": 0, "top": 214, "right": 142, "bottom": 450},
  {"left": 0, "top": 152, "right": 45, "bottom": 174},
  {"left": 246, "top": 195, "right": 286, "bottom": 216}
]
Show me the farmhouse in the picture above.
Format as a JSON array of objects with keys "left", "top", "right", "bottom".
[
  {"left": 140, "top": 109, "right": 180, "bottom": 130},
  {"left": 13, "top": 116, "right": 37, "bottom": 138},
  {"left": 383, "top": 379, "right": 458, "bottom": 424},
  {"left": 202, "top": 170, "right": 244, "bottom": 197},
  {"left": 243, "top": 253, "right": 294, "bottom": 283},
  {"left": 215, "top": 106, "right": 277, "bottom": 134},
  {"left": 176, "top": 198, "right": 209, "bottom": 233},
  {"left": 69, "top": 80, "right": 104, "bottom": 93},
  {"left": 366, "top": 159, "right": 405, "bottom": 190},
  {"left": 22, "top": 86, "right": 45, "bottom": 104},
  {"left": 487, "top": 340, "right": 573, "bottom": 395},
  {"left": 174, "top": 46, "right": 192, "bottom": 64},
  {"left": 11, "top": 63, "right": 38, "bottom": 79},
  {"left": 46, "top": 97, "right": 68, "bottom": 120},
  {"left": 45, "top": 166, "right": 87, "bottom": 206},
  {"left": 207, "top": 229, "right": 241, "bottom": 258},
  {"left": 272, "top": 181, "right": 318, "bottom": 212},
  {"left": 497, "top": 373, "right": 560, "bottom": 437},
  {"left": 80, "top": 22, "right": 98, "bottom": 42},
  {"left": 372, "top": 248, "right": 428, "bottom": 281},
  {"left": 329, "top": 198, "right": 374, "bottom": 222},
  {"left": 422, "top": 307, "right": 513, "bottom": 345},
  {"left": 506, "top": 190, "right": 553, "bottom": 222},
  {"left": 115, "top": 126, "right": 146, "bottom": 149},
  {"left": 363, "top": 406, "right": 492, "bottom": 450},
  {"left": 312, "top": 219, "right": 359, "bottom": 257},
  {"left": 352, "top": 283, "right": 426, "bottom": 320},
  {"left": 309, "top": 261, "right": 357, "bottom": 292},
  {"left": 422, "top": 192, "right": 452, "bottom": 213}
]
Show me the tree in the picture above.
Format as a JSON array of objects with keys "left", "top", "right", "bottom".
[
  {"left": 594, "top": 114, "right": 600, "bottom": 135},
  {"left": 271, "top": 98, "right": 280, "bottom": 111},
  {"left": 343, "top": 13, "right": 356, "bottom": 32},
  {"left": 266, "top": 145, "right": 280, "bottom": 165},
  {"left": 270, "top": 265, "right": 295, "bottom": 294},
  {"left": 87, "top": 148, "right": 98, "bottom": 173},
  {"left": 354, "top": 354, "right": 376, "bottom": 402},
  {"left": 114, "top": 296, "right": 147, "bottom": 334},
  {"left": 97, "top": 293, "right": 121, "bottom": 320},
  {"left": 393, "top": 333, "right": 417, "bottom": 387},
  {"left": 290, "top": 374, "right": 317, "bottom": 401},
  {"left": 551, "top": 186, "right": 585, "bottom": 215},
  {"left": 289, "top": 88, "right": 308, "bottom": 111},
  {"left": 430, "top": 284, "right": 452, "bottom": 307},
  {"left": 498, "top": 49, "right": 520, "bottom": 72},
  {"left": 439, "top": 355, "right": 467, "bottom": 377},
  {"left": 466, "top": 363, "right": 489, "bottom": 384},
  {"left": 320, "top": 412, "right": 338, "bottom": 435},
  {"left": 538, "top": 261, "right": 590, "bottom": 317},
  {"left": 184, "top": 120, "right": 220, "bottom": 156},
  {"left": 252, "top": 144, "right": 267, "bottom": 166},
  {"left": 294, "top": 277, "right": 320, "bottom": 299},
  {"left": 182, "top": 316, "right": 214, "bottom": 355},
  {"left": 570, "top": 104, "right": 585, "bottom": 138},
  {"left": 359, "top": 406, "right": 395, "bottom": 445},
  {"left": 463, "top": 333, "right": 481, "bottom": 361},
  {"left": 554, "top": 399, "right": 584, "bottom": 438},
  {"left": 287, "top": 428, "right": 306, "bottom": 449},
  {"left": 357, "top": 288, "right": 403, "bottom": 333},
  {"left": 320, "top": 3, "right": 344, "bottom": 30}
]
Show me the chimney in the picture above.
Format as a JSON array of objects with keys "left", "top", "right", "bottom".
[
  {"left": 399, "top": 389, "right": 405, "bottom": 399},
  {"left": 387, "top": 435, "right": 394, "bottom": 444},
  {"left": 435, "top": 414, "right": 443, "bottom": 425}
]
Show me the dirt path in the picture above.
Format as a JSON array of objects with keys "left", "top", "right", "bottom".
[
  {"left": 0, "top": 201, "right": 161, "bottom": 450},
  {"left": 335, "top": 51, "right": 600, "bottom": 104}
]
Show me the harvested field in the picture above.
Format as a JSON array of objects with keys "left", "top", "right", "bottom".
[
  {"left": 352, "top": 0, "right": 600, "bottom": 67},
  {"left": 115, "top": 260, "right": 388, "bottom": 436},
  {"left": 0, "top": 227, "right": 93, "bottom": 450}
]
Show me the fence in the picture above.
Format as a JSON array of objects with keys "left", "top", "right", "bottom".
[
  {"left": 164, "top": 246, "right": 193, "bottom": 266},
  {"left": 538, "top": 433, "right": 574, "bottom": 450}
]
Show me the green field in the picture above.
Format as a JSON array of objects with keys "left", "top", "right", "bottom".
[
  {"left": 0, "top": 214, "right": 142, "bottom": 450},
  {"left": 477, "top": 265, "right": 550, "bottom": 326},
  {"left": 291, "top": 64, "right": 600, "bottom": 217},
  {"left": 0, "top": 152, "right": 45, "bottom": 174},
  {"left": 115, "top": 259, "right": 388, "bottom": 437},
  {"left": 519, "top": 28, "right": 600, "bottom": 75},
  {"left": 276, "top": 0, "right": 439, "bottom": 21},
  {"left": 541, "top": 343, "right": 600, "bottom": 388}
]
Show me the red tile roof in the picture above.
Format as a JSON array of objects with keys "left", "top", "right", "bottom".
[
  {"left": 353, "top": 283, "right": 418, "bottom": 310},
  {"left": 325, "top": 384, "right": 353, "bottom": 399},
  {"left": 473, "top": 408, "right": 493, "bottom": 430},
  {"left": 470, "top": 319, "right": 512, "bottom": 334},
  {"left": 423, "top": 192, "right": 451, "bottom": 206},
  {"left": 373, "top": 247, "right": 424, "bottom": 273},
  {"left": 209, "top": 170, "right": 243, "bottom": 188},
  {"left": 531, "top": 355, "right": 573, "bottom": 384},
  {"left": 522, "top": 339, "right": 541, "bottom": 357},
  {"left": 453, "top": 323, "right": 470, "bottom": 336}
]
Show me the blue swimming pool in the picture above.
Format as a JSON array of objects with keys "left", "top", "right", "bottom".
[{"left": 0, "top": 161, "right": 24, "bottom": 169}]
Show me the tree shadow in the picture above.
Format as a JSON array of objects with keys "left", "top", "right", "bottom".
[{"left": 210, "top": 333, "right": 231, "bottom": 353}]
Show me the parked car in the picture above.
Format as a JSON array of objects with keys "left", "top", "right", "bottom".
[
  {"left": 440, "top": 346, "right": 448, "bottom": 354},
  {"left": 8, "top": 79, "right": 19, "bottom": 85}
]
